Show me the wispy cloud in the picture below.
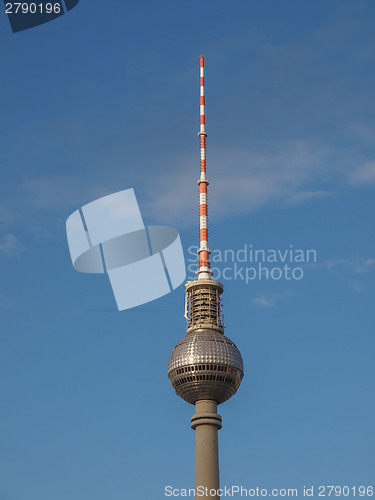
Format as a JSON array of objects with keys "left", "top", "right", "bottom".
[
  {"left": 349, "top": 161, "right": 375, "bottom": 185},
  {"left": 316, "top": 257, "right": 375, "bottom": 274},
  {"left": 252, "top": 294, "right": 277, "bottom": 308},
  {"left": 0, "top": 203, "right": 14, "bottom": 224},
  {"left": 301, "top": 256, "right": 375, "bottom": 294},
  {"left": 285, "top": 190, "right": 331, "bottom": 205},
  {"left": 252, "top": 291, "right": 297, "bottom": 308},
  {"left": 143, "top": 139, "right": 331, "bottom": 224},
  {"left": 1, "top": 7, "right": 374, "bottom": 231},
  {"left": 20, "top": 175, "right": 119, "bottom": 211},
  {"left": 0, "top": 233, "right": 19, "bottom": 254}
]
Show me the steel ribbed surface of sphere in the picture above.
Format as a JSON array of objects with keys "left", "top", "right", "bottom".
[{"left": 168, "top": 329, "right": 244, "bottom": 405}]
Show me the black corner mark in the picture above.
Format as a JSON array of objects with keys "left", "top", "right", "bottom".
[
  {"left": 3, "top": 0, "right": 80, "bottom": 33},
  {"left": 64, "top": 0, "right": 79, "bottom": 11}
]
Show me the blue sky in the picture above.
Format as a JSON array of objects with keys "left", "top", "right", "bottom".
[{"left": 0, "top": 1, "right": 374, "bottom": 499}]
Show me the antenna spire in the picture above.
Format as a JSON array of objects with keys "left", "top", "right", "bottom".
[{"left": 197, "top": 55, "right": 212, "bottom": 280}]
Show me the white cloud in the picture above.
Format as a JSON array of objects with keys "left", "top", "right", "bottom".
[
  {"left": 252, "top": 291, "right": 297, "bottom": 308},
  {"left": 309, "top": 257, "right": 375, "bottom": 274},
  {"left": 285, "top": 190, "right": 331, "bottom": 205},
  {"left": 0, "top": 233, "right": 19, "bottom": 254},
  {"left": 349, "top": 161, "right": 375, "bottom": 185},
  {"left": 143, "top": 139, "right": 330, "bottom": 224},
  {"left": 2, "top": 14, "right": 374, "bottom": 231},
  {"left": 3, "top": 15, "right": 375, "bottom": 228},
  {"left": 20, "top": 175, "right": 117, "bottom": 211},
  {"left": 252, "top": 294, "right": 276, "bottom": 308}
]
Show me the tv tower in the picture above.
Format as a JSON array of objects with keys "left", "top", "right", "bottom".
[{"left": 168, "top": 56, "right": 244, "bottom": 499}]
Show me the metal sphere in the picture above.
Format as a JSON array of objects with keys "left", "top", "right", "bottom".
[{"left": 168, "top": 329, "right": 244, "bottom": 405}]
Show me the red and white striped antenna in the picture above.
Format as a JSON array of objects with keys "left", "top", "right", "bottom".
[{"left": 197, "top": 55, "right": 212, "bottom": 280}]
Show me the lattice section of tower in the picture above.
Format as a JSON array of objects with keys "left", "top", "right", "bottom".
[{"left": 185, "top": 280, "right": 224, "bottom": 334}]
